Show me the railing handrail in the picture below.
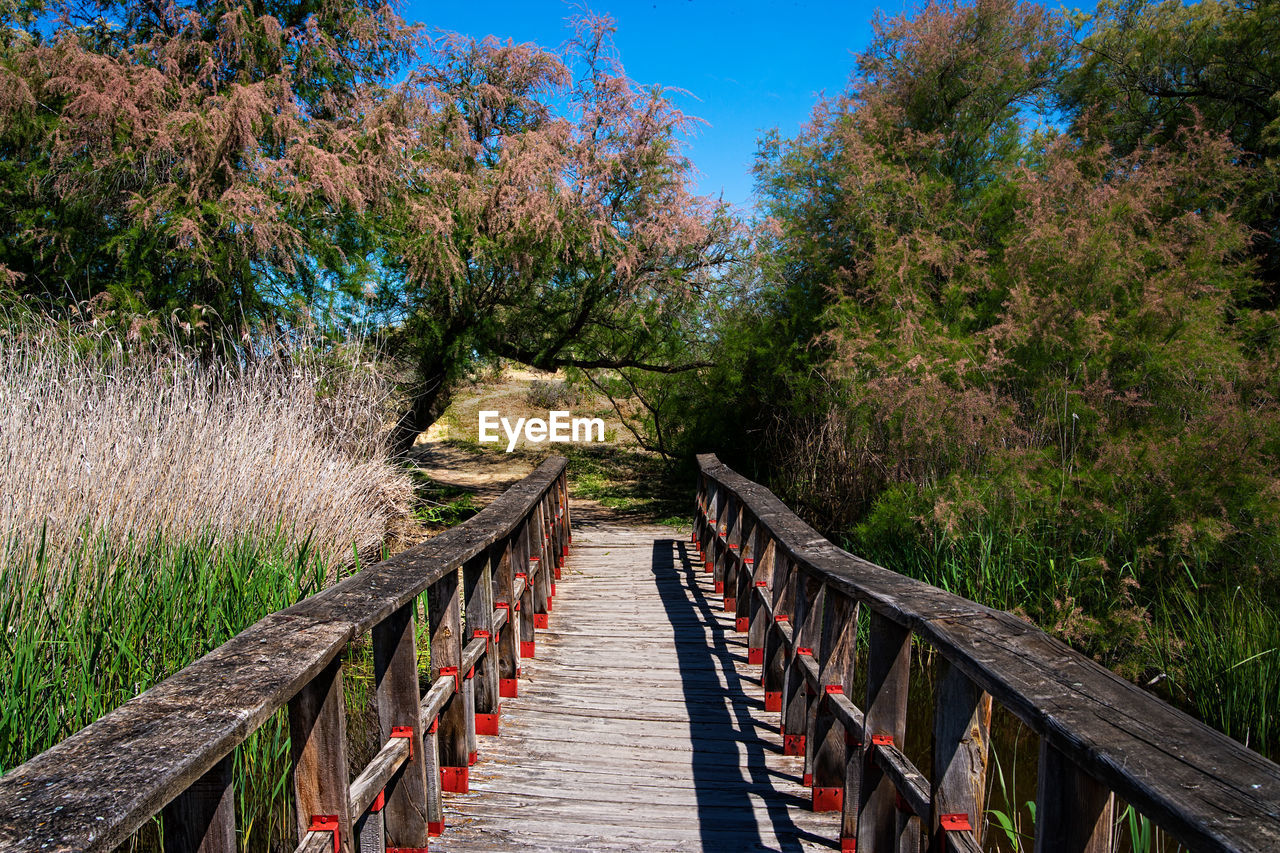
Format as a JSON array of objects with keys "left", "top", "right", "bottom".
[
  {"left": 0, "top": 456, "right": 571, "bottom": 852},
  {"left": 696, "top": 452, "right": 1280, "bottom": 853}
]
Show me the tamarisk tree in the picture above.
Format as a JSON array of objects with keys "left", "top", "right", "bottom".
[
  {"left": 0, "top": 0, "right": 418, "bottom": 325},
  {"left": 373, "top": 15, "right": 736, "bottom": 454}
]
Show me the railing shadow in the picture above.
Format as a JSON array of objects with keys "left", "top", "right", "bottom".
[{"left": 649, "top": 538, "right": 836, "bottom": 851}]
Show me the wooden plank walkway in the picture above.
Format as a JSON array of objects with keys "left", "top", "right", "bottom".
[{"left": 437, "top": 505, "right": 835, "bottom": 852}]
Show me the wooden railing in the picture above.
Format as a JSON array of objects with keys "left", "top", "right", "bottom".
[
  {"left": 0, "top": 457, "right": 571, "bottom": 853},
  {"left": 695, "top": 453, "right": 1280, "bottom": 853}
]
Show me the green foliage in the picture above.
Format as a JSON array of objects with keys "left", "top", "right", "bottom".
[
  {"left": 1059, "top": 0, "right": 1280, "bottom": 289},
  {"left": 0, "top": 526, "right": 329, "bottom": 847},
  {"left": 0, "top": 0, "right": 418, "bottom": 330},
  {"left": 637, "top": 0, "right": 1280, "bottom": 757}
]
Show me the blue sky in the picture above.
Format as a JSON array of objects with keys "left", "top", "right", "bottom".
[{"left": 401, "top": 1, "right": 892, "bottom": 212}]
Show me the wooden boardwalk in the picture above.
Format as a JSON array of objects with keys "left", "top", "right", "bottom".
[{"left": 439, "top": 505, "right": 833, "bottom": 852}]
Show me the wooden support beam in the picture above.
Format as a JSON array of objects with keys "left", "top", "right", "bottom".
[
  {"left": 464, "top": 551, "right": 496, "bottom": 752},
  {"left": 517, "top": 520, "right": 536, "bottom": 660},
  {"left": 930, "top": 660, "right": 992, "bottom": 850},
  {"left": 856, "top": 611, "right": 912, "bottom": 853},
  {"left": 747, "top": 533, "right": 775, "bottom": 663},
  {"left": 530, "top": 504, "right": 551, "bottom": 631},
  {"left": 372, "top": 602, "right": 430, "bottom": 849},
  {"left": 162, "top": 754, "right": 235, "bottom": 853},
  {"left": 428, "top": 570, "right": 467, "bottom": 795},
  {"left": 812, "top": 593, "right": 857, "bottom": 815},
  {"left": 288, "top": 658, "right": 352, "bottom": 853},
  {"left": 494, "top": 537, "right": 519, "bottom": 699},
  {"left": 1035, "top": 741, "right": 1114, "bottom": 853}
]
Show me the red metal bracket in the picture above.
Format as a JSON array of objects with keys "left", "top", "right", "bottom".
[
  {"left": 841, "top": 838, "right": 856, "bottom": 852},
  {"left": 824, "top": 684, "right": 843, "bottom": 694},
  {"left": 764, "top": 690, "right": 782, "bottom": 712},
  {"left": 474, "top": 629, "right": 491, "bottom": 644},
  {"left": 756, "top": 580, "right": 768, "bottom": 587},
  {"left": 307, "top": 816, "right": 339, "bottom": 853},
  {"left": 499, "top": 677, "right": 518, "bottom": 698},
  {"left": 940, "top": 813, "right": 974, "bottom": 832},
  {"left": 390, "top": 726, "right": 414, "bottom": 760},
  {"left": 495, "top": 601, "right": 510, "bottom": 612},
  {"left": 744, "top": 557, "right": 754, "bottom": 565},
  {"left": 521, "top": 641, "right": 535, "bottom": 658},
  {"left": 476, "top": 711, "right": 499, "bottom": 736},
  {"left": 714, "top": 581, "right": 724, "bottom": 593},
  {"left": 724, "top": 596, "right": 737, "bottom": 611},
  {"left": 428, "top": 821, "right": 444, "bottom": 837},
  {"left": 438, "top": 666, "right": 460, "bottom": 692},
  {"left": 774, "top": 614, "right": 789, "bottom": 622},
  {"left": 427, "top": 717, "right": 438, "bottom": 734},
  {"left": 871, "top": 734, "right": 894, "bottom": 746},
  {"left": 466, "top": 665, "right": 475, "bottom": 680},
  {"left": 803, "top": 772, "right": 812, "bottom": 787},
  {"left": 783, "top": 733, "right": 806, "bottom": 756},
  {"left": 534, "top": 613, "right": 549, "bottom": 629},
  {"left": 748, "top": 647, "right": 764, "bottom": 665},
  {"left": 371, "top": 789, "right": 385, "bottom": 812},
  {"left": 796, "top": 646, "right": 813, "bottom": 656},
  {"left": 515, "top": 571, "right": 527, "bottom": 581},
  {"left": 735, "top": 617, "right": 750, "bottom": 633},
  {"left": 728, "top": 543, "right": 739, "bottom": 549},
  {"left": 440, "top": 766, "right": 469, "bottom": 793}
]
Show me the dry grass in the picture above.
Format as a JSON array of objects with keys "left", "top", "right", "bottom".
[{"left": 0, "top": 323, "right": 412, "bottom": 570}]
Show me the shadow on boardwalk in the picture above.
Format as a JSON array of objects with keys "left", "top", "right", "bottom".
[{"left": 440, "top": 507, "right": 837, "bottom": 852}]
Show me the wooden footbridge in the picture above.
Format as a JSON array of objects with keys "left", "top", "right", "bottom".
[{"left": 2, "top": 455, "right": 1279, "bottom": 852}]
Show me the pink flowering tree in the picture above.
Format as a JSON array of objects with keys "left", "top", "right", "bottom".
[
  {"left": 373, "top": 15, "right": 736, "bottom": 454},
  {"left": 0, "top": 0, "right": 418, "bottom": 326}
]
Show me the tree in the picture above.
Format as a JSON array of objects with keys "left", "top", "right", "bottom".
[
  {"left": 0, "top": 0, "right": 417, "bottom": 325},
  {"left": 1058, "top": 0, "right": 1280, "bottom": 290},
  {"left": 372, "top": 15, "right": 736, "bottom": 455}
]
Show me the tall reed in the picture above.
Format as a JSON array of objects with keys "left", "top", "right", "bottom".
[
  {"left": 0, "top": 321, "right": 414, "bottom": 847},
  {"left": 0, "top": 322, "right": 411, "bottom": 570}
]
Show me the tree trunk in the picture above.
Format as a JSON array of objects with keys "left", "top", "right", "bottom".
[{"left": 388, "top": 364, "right": 454, "bottom": 459}]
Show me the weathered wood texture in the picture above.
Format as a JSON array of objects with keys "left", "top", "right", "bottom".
[
  {"left": 437, "top": 507, "right": 834, "bottom": 851},
  {"left": 0, "top": 459, "right": 568, "bottom": 853},
  {"left": 696, "top": 453, "right": 1280, "bottom": 853}
]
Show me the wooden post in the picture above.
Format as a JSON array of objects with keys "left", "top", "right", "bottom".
[
  {"left": 722, "top": 499, "right": 742, "bottom": 610},
  {"left": 856, "top": 612, "right": 911, "bottom": 853},
  {"left": 747, "top": 533, "right": 774, "bottom": 665},
  {"left": 517, "top": 520, "right": 536, "bottom": 660},
  {"left": 466, "top": 550, "right": 500, "bottom": 739},
  {"left": 713, "top": 493, "right": 733, "bottom": 595},
  {"left": 372, "top": 602, "right": 430, "bottom": 850},
  {"left": 762, "top": 552, "right": 793, "bottom": 711},
  {"left": 1035, "top": 741, "right": 1114, "bottom": 853},
  {"left": 930, "top": 660, "right": 992, "bottom": 850},
  {"left": 423, "top": 714, "right": 444, "bottom": 837},
  {"left": 782, "top": 573, "right": 817, "bottom": 763},
  {"left": 288, "top": 657, "right": 353, "bottom": 852},
  {"left": 162, "top": 754, "right": 235, "bottom": 853},
  {"left": 733, "top": 513, "right": 756, "bottom": 632},
  {"left": 428, "top": 570, "right": 467, "bottom": 794},
  {"left": 531, "top": 504, "right": 551, "bottom": 631},
  {"left": 495, "top": 537, "right": 519, "bottom": 699},
  {"left": 560, "top": 472, "right": 571, "bottom": 559},
  {"left": 812, "top": 593, "right": 857, "bottom": 816}
]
